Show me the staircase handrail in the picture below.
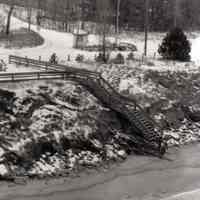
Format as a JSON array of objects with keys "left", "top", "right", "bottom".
[
  {"left": 8, "top": 55, "right": 163, "bottom": 134},
  {"left": 97, "top": 74, "right": 163, "bottom": 133}
]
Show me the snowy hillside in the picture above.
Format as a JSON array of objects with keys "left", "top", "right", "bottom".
[
  {"left": 98, "top": 64, "right": 200, "bottom": 146},
  {"left": 0, "top": 6, "right": 200, "bottom": 180},
  {"left": 0, "top": 82, "right": 132, "bottom": 178}
]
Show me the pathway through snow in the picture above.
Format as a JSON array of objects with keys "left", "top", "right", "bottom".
[{"left": 0, "top": 13, "right": 99, "bottom": 72}]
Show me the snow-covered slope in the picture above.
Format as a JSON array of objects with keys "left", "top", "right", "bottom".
[
  {"left": 98, "top": 64, "right": 200, "bottom": 146},
  {"left": 0, "top": 82, "right": 131, "bottom": 178}
]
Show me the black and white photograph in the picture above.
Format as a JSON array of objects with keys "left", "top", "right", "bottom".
[{"left": 0, "top": 0, "right": 199, "bottom": 199}]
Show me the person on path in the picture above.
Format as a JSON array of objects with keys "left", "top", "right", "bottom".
[{"left": 49, "top": 53, "right": 58, "bottom": 64}]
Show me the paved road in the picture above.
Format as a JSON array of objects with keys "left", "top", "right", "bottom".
[
  {"left": 1, "top": 143, "right": 200, "bottom": 200},
  {"left": 163, "top": 189, "right": 200, "bottom": 200}
]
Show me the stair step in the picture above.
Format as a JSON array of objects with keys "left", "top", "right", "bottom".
[
  {"left": 143, "top": 122, "right": 151, "bottom": 126},
  {"left": 141, "top": 122, "right": 151, "bottom": 127},
  {"left": 141, "top": 120, "right": 150, "bottom": 124},
  {"left": 145, "top": 128, "right": 154, "bottom": 133}
]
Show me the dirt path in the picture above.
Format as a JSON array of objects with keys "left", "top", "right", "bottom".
[{"left": 1, "top": 144, "right": 200, "bottom": 200}]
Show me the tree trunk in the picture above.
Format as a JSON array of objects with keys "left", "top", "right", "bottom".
[
  {"left": 115, "top": 0, "right": 121, "bottom": 45},
  {"left": 102, "top": 23, "right": 107, "bottom": 63},
  {"left": 81, "top": 21, "right": 85, "bottom": 30},
  {"left": 27, "top": 7, "right": 32, "bottom": 31},
  {"left": 144, "top": 0, "right": 149, "bottom": 56},
  {"left": 6, "top": 5, "right": 14, "bottom": 35}
]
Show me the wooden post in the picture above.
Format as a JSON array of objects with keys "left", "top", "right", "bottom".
[
  {"left": 67, "top": 55, "right": 70, "bottom": 61},
  {"left": 25, "top": 56, "right": 29, "bottom": 67},
  {"left": 8, "top": 55, "right": 11, "bottom": 64},
  {"left": 45, "top": 62, "right": 48, "bottom": 71},
  {"left": 11, "top": 74, "right": 14, "bottom": 81}
]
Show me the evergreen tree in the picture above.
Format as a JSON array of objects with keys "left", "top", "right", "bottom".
[{"left": 158, "top": 27, "right": 191, "bottom": 61}]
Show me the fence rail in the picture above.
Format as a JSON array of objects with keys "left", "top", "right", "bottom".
[{"left": 9, "top": 55, "right": 99, "bottom": 75}]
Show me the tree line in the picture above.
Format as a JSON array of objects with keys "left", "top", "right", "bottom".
[{"left": 1, "top": 0, "right": 200, "bottom": 33}]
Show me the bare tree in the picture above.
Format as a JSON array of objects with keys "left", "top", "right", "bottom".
[
  {"left": 5, "top": 4, "right": 14, "bottom": 35},
  {"left": 115, "top": 0, "right": 121, "bottom": 45},
  {"left": 26, "top": 1, "right": 32, "bottom": 31},
  {"left": 144, "top": 0, "right": 149, "bottom": 56},
  {"left": 63, "top": 0, "right": 71, "bottom": 32},
  {"left": 96, "top": 0, "right": 113, "bottom": 62}
]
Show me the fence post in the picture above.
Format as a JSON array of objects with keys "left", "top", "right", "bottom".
[
  {"left": 25, "top": 56, "right": 29, "bottom": 67},
  {"left": 11, "top": 74, "right": 14, "bottom": 81},
  {"left": 153, "top": 52, "right": 156, "bottom": 59},
  {"left": 45, "top": 62, "right": 48, "bottom": 71},
  {"left": 8, "top": 55, "right": 11, "bottom": 64},
  {"left": 67, "top": 55, "right": 70, "bottom": 61}
]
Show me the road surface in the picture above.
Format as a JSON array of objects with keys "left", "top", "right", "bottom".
[{"left": 1, "top": 143, "right": 200, "bottom": 200}]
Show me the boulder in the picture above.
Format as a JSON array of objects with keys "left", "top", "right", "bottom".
[{"left": 182, "top": 105, "right": 200, "bottom": 122}]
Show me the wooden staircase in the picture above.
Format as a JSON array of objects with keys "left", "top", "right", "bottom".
[{"left": 5, "top": 55, "right": 164, "bottom": 155}]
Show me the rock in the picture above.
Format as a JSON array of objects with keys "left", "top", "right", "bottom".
[
  {"left": 0, "top": 83, "right": 142, "bottom": 177},
  {"left": 117, "top": 150, "right": 127, "bottom": 159},
  {"left": 90, "top": 139, "right": 103, "bottom": 149},
  {"left": 78, "top": 151, "right": 101, "bottom": 166},
  {"left": 0, "top": 164, "right": 10, "bottom": 179},
  {"left": 105, "top": 144, "right": 118, "bottom": 160},
  {"left": 164, "top": 131, "right": 180, "bottom": 141},
  {"left": 0, "top": 89, "right": 15, "bottom": 113},
  {"left": 182, "top": 105, "right": 200, "bottom": 122},
  {"left": 0, "top": 89, "right": 15, "bottom": 100}
]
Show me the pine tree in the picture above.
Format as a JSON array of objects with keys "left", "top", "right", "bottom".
[{"left": 158, "top": 27, "right": 191, "bottom": 61}]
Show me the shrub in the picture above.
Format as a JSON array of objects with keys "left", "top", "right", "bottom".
[
  {"left": 158, "top": 27, "right": 191, "bottom": 61},
  {"left": 75, "top": 54, "right": 84, "bottom": 62},
  {"left": 113, "top": 53, "right": 125, "bottom": 64},
  {"left": 127, "top": 52, "right": 135, "bottom": 61},
  {"left": 95, "top": 53, "right": 110, "bottom": 63},
  {"left": 95, "top": 53, "right": 103, "bottom": 62},
  {"left": 49, "top": 53, "right": 58, "bottom": 64},
  {"left": 146, "top": 61, "right": 155, "bottom": 66}
]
